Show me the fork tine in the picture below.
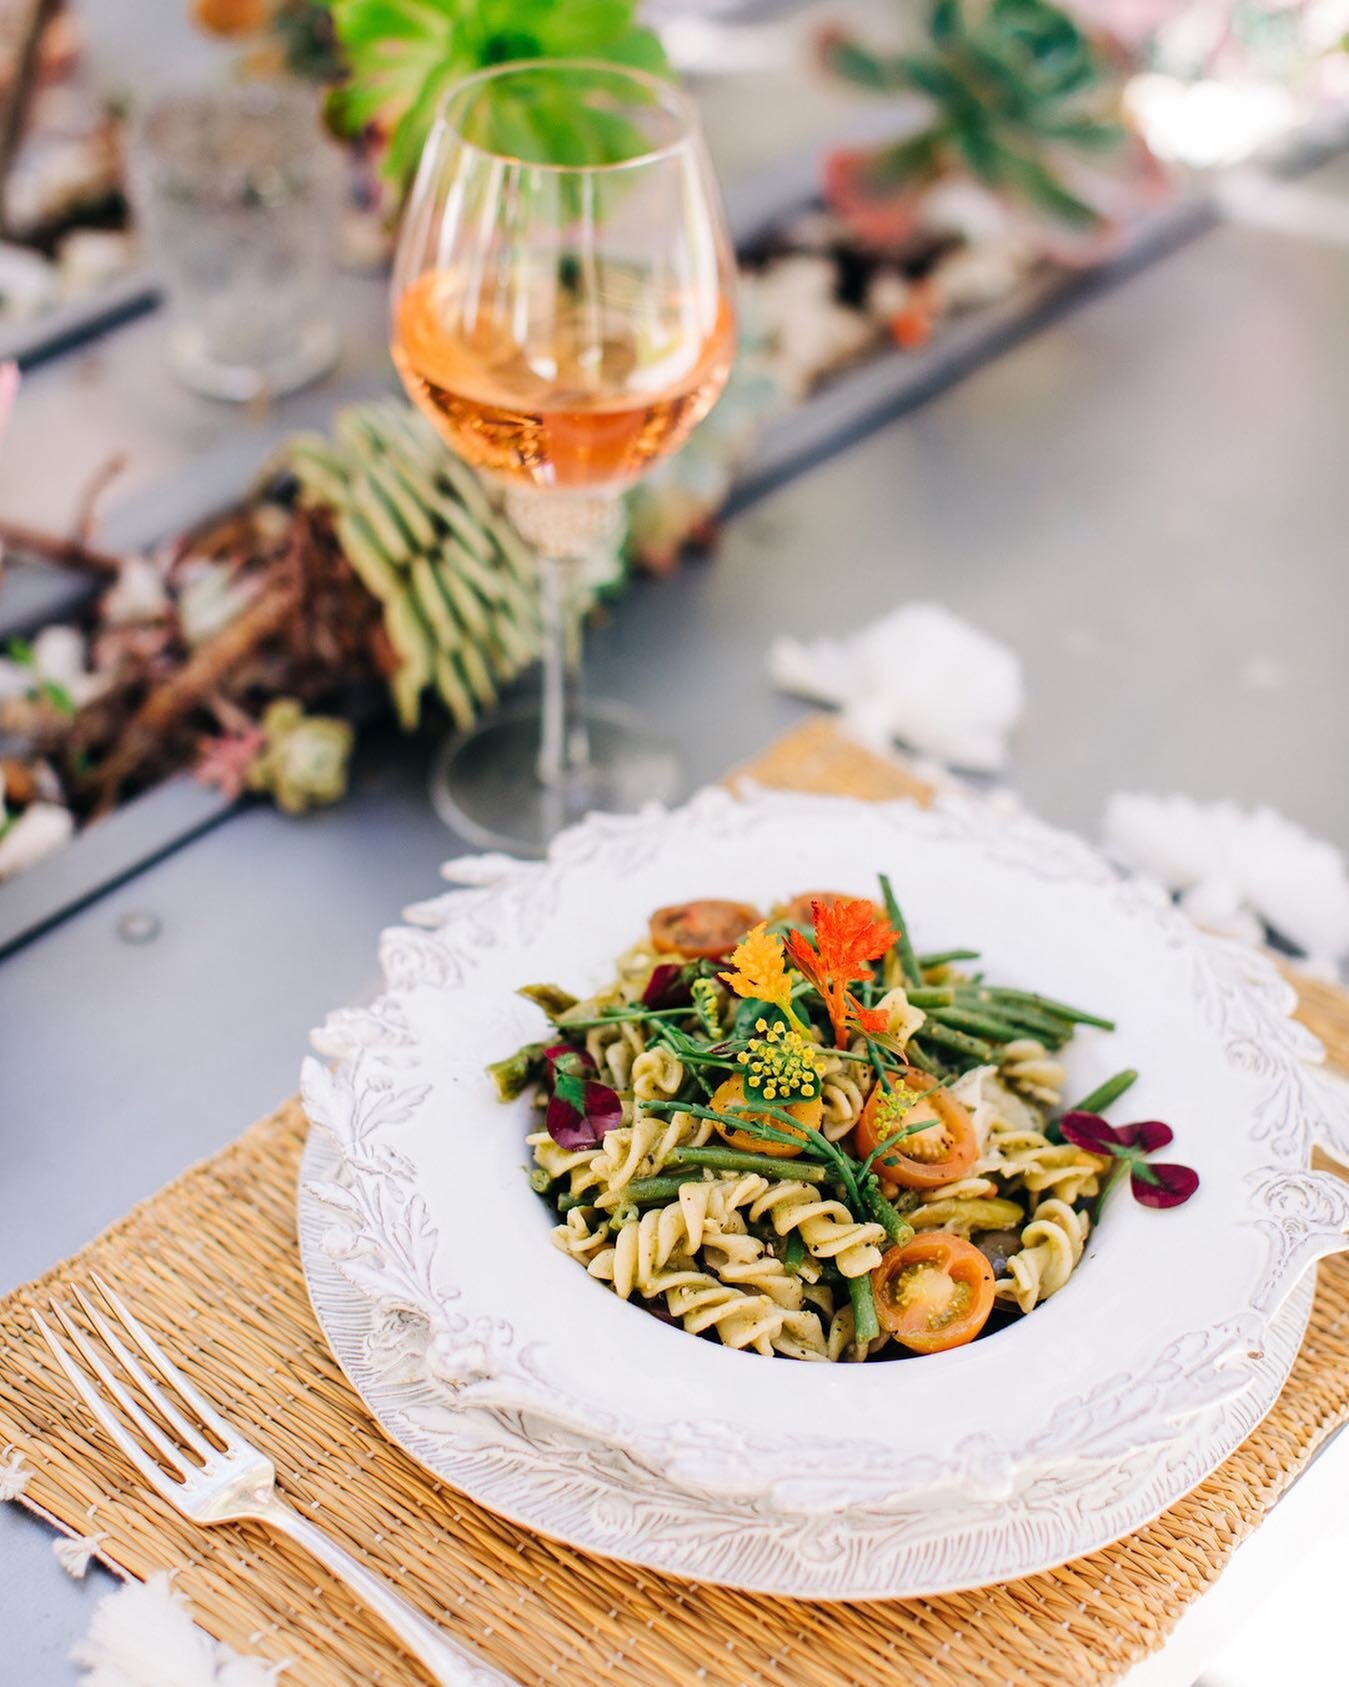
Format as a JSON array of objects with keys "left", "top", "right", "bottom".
[
  {"left": 71, "top": 1284, "right": 213, "bottom": 1463},
  {"left": 47, "top": 1300, "right": 187, "bottom": 1479},
  {"left": 33, "top": 1309, "right": 173, "bottom": 1495},
  {"left": 89, "top": 1273, "right": 239, "bottom": 1450}
]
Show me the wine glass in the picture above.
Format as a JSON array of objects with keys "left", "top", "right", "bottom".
[{"left": 391, "top": 59, "right": 736, "bottom": 854}]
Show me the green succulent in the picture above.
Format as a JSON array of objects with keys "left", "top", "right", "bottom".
[
  {"left": 321, "top": 0, "right": 668, "bottom": 191},
  {"left": 824, "top": 0, "right": 1126, "bottom": 228},
  {"left": 289, "top": 399, "right": 540, "bottom": 732},
  {"left": 247, "top": 698, "right": 354, "bottom": 813}
]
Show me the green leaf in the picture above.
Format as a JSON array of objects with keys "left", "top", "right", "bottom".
[
  {"left": 997, "top": 145, "right": 1101, "bottom": 227},
  {"left": 5, "top": 636, "right": 34, "bottom": 666},
  {"left": 823, "top": 37, "right": 900, "bottom": 92},
  {"left": 40, "top": 680, "right": 76, "bottom": 715}
]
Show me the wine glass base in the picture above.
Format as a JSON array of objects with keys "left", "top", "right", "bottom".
[
  {"left": 168, "top": 318, "right": 339, "bottom": 402},
  {"left": 428, "top": 700, "right": 680, "bottom": 856}
]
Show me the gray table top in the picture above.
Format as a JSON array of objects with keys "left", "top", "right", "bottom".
[{"left": 3, "top": 14, "right": 1349, "bottom": 1679}]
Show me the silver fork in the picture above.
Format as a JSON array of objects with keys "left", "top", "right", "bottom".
[{"left": 35, "top": 1274, "right": 512, "bottom": 1686}]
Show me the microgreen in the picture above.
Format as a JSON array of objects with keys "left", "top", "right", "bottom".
[
  {"left": 1058, "top": 1112, "right": 1199, "bottom": 1218},
  {"left": 542, "top": 1044, "right": 621, "bottom": 1151}
]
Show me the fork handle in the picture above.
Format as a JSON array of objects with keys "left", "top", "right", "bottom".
[{"left": 257, "top": 1495, "right": 514, "bottom": 1685}]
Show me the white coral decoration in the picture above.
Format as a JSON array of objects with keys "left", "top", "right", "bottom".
[
  {"left": 70, "top": 1571, "right": 285, "bottom": 1687},
  {"left": 1103, "top": 792, "right": 1349, "bottom": 970},
  {"left": 0, "top": 623, "right": 105, "bottom": 707},
  {"left": 0, "top": 800, "right": 74, "bottom": 879},
  {"left": 103, "top": 555, "right": 170, "bottom": 625},
  {"left": 769, "top": 602, "right": 1024, "bottom": 771}
]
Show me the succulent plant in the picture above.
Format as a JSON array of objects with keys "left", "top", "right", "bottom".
[
  {"left": 289, "top": 399, "right": 540, "bottom": 732},
  {"left": 320, "top": 0, "right": 667, "bottom": 192},
  {"left": 822, "top": 0, "right": 1128, "bottom": 232}
]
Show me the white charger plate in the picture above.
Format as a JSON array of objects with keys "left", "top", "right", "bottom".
[{"left": 297, "top": 787, "right": 1349, "bottom": 1599}]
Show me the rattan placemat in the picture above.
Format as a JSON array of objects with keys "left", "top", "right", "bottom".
[{"left": 2, "top": 717, "right": 1346, "bottom": 1687}]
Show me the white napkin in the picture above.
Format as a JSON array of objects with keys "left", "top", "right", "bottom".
[
  {"left": 768, "top": 602, "right": 1024, "bottom": 772},
  {"left": 1103, "top": 792, "right": 1349, "bottom": 972}
]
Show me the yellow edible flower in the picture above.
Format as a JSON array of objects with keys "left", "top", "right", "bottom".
[{"left": 720, "top": 922, "right": 796, "bottom": 1020}]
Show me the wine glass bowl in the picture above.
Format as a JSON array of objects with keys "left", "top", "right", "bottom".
[
  {"left": 392, "top": 61, "right": 736, "bottom": 496},
  {"left": 389, "top": 59, "right": 737, "bottom": 854}
]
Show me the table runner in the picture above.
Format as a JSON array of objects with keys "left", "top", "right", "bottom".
[{"left": 2, "top": 716, "right": 1346, "bottom": 1686}]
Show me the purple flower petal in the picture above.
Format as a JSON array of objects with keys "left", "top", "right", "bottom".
[
  {"left": 642, "top": 964, "right": 692, "bottom": 1010},
  {"left": 1132, "top": 1162, "right": 1200, "bottom": 1209},
  {"left": 1114, "top": 1119, "right": 1174, "bottom": 1153},
  {"left": 545, "top": 1091, "right": 602, "bottom": 1150},
  {"left": 1059, "top": 1111, "right": 1123, "bottom": 1154}
]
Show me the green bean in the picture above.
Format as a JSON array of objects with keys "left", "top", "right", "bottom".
[
  {"left": 917, "top": 949, "right": 980, "bottom": 969},
  {"left": 516, "top": 983, "right": 578, "bottom": 1020},
  {"left": 670, "top": 1146, "right": 826, "bottom": 1182},
  {"left": 878, "top": 874, "right": 921, "bottom": 988},
  {"left": 486, "top": 1043, "right": 547, "bottom": 1101},
  {"left": 914, "top": 1022, "right": 996, "bottom": 1062},
  {"left": 905, "top": 987, "right": 955, "bottom": 1009},
  {"left": 859, "top": 1173, "right": 911, "bottom": 1246},
  {"left": 903, "top": 1039, "right": 941, "bottom": 1076},
  {"left": 983, "top": 988, "right": 1115, "bottom": 1032},
  {"left": 528, "top": 1166, "right": 554, "bottom": 1195},
  {"left": 929, "top": 1006, "right": 1027, "bottom": 1043},
  {"left": 953, "top": 989, "right": 1070, "bottom": 1045},
  {"left": 1066, "top": 1068, "right": 1139, "bottom": 1116},
  {"left": 783, "top": 1229, "right": 808, "bottom": 1275},
  {"left": 556, "top": 1192, "right": 594, "bottom": 1214},
  {"left": 624, "top": 1172, "right": 708, "bottom": 1206},
  {"left": 848, "top": 1272, "right": 880, "bottom": 1345}
]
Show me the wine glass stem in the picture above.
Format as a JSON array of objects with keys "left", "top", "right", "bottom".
[{"left": 537, "top": 552, "right": 591, "bottom": 797}]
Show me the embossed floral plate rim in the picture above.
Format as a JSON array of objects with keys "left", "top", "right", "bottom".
[{"left": 297, "top": 786, "right": 1349, "bottom": 1599}]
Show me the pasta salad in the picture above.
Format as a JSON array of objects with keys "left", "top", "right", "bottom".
[{"left": 490, "top": 882, "right": 1196, "bottom": 1362}]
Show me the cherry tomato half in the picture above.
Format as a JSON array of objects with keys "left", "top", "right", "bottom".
[
  {"left": 778, "top": 891, "right": 886, "bottom": 929},
  {"left": 650, "top": 899, "right": 761, "bottom": 959},
  {"left": 709, "top": 1075, "right": 823, "bottom": 1158},
  {"left": 854, "top": 1067, "right": 978, "bottom": 1190},
  {"left": 871, "top": 1233, "right": 995, "bottom": 1352}
]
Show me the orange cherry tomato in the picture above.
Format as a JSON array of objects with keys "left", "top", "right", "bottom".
[
  {"left": 650, "top": 899, "right": 761, "bottom": 959},
  {"left": 854, "top": 1067, "right": 978, "bottom": 1190},
  {"left": 709, "top": 1075, "right": 823, "bottom": 1158},
  {"left": 778, "top": 890, "right": 886, "bottom": 929},
  {"left": 871, "top": 1234, "right": 995, "bottom": 1353}
]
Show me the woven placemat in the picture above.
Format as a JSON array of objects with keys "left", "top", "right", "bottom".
[{"left": 3, "top": 717, "right": 1346, "bottom": 1687}]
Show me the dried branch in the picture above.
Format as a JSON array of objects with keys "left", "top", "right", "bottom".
[
  {"left": 89, "top": 569, "right": 302, "bottom": 816},
  {"left": 0, "top": 517, "right": 125, "bottom": 575},
  {"left": 0, "top": 0, "right": 62, "bottom": 242},
  {"left": 71, "top": 451, "right": 129, "bottom": 546}
]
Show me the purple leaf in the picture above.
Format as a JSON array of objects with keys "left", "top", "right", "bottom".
[
  {"left": 1114, "top": 1120, "right": 1174, "bottom": 1153},
  {"left": 1059, "top": 1111, "right": 1122, "bottom": 1155},
  {"left": 544, "top": 1043, "right": 594, "bottom": 1073},
  {"left": 1132, "top": 1161, "right": 1199, "bottom": 1208},
  {"left": 642, "top": 964, "right": 692, "bottom": 1010},
  {"left": 545, "top": 1091, "right": 602, "bottom": 1151},
  {"left": 583, "top": 1079, "right": 623, "bottom": 1136}
]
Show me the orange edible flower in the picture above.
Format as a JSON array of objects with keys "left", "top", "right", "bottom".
[
  {"left": 848, "top": 993, "right": 890, "bottom": 1037},
  {"left": 785, "top": 897, "right": 897, "bottom": 1047},
  {"left": 720, "top": 922, "right": 798, "bottom": 1023}
]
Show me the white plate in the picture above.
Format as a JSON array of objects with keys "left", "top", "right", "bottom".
[{"left": 298, "top": 787, "right": 1349, "bottom": 1599}]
